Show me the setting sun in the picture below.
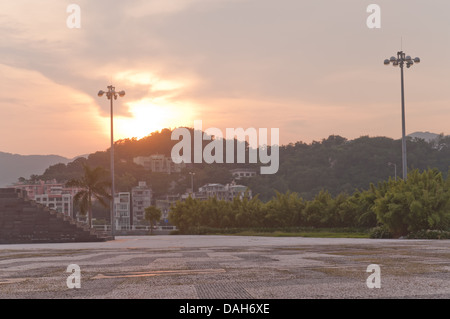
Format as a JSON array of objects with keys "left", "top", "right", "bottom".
[
  {"left": 106, "top": 70, "right": 199, "bottom": 141},
  {"left": 114, "top": 98, "right": 195, "bottom": 140}
]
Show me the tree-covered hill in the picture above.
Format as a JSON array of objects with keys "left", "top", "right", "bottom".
[
  {"left": 242, "top": 134, "right": 450, "bottom": 201},
  {"left": 29, "top": 129, "right": 450, "bottom": 201}
]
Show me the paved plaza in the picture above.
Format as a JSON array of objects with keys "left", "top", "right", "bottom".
[{"left": 0, "top": 235, "right": 449, "bottom": 299}]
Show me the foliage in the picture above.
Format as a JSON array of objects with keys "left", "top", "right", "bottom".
[
  {"left": 405, "top": 229, "right": 450, "bottom": 239},
  {"left": 66, "top": 164, "right": 111, "bottom": 227},
  {"left": 373, "top": 169, "right": 450, "bottom": 237},
  {"left": 369, "top": 225, "right": 393, "bottom": 239},
  {"left": 33, "top": 131, "right": 450, "bottom": 203},
  {"left": 169, "top": 169, "right": 450, "bottom": 238},
  {"left": 27, "top": 128, "right": 450, "bottom": 238},
  {"left": 169, "top": 226, "right": 369, "bottom": 238},
  {"left": 145, "top": 206, "right": 162, "bottom": 235}
]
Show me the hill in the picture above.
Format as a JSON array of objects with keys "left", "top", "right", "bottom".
[
  {"left": 408, "top": 131, "right": 440, "bottom": 142},
  {"left": 25, "top": 129, "right": 450, "bottom": 201},
  {"left": 0, "top": 152, "right": 87, "bottom": 187}
]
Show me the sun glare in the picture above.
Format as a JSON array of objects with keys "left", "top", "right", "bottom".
[
  {"left": 114, "top": 98, "right": 192, "bottom": 140},
  {"left": 102, "top": 70, "right": 198, "bottom": 141}
]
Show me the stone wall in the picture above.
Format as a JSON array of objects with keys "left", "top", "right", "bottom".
[{"left": 0, "top": 188, "right": 112, "bottom": 244}]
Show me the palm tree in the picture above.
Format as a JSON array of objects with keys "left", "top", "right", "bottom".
[{"left": 66, "top": 164, "right": 111, "bottom": 228}]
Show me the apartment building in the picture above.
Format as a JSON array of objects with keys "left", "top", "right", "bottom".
[
  {"left": 183, "top": 182, "right": 252, "bottom": 202},
  {"left": 133, "top": 154, "right": 186, "bottom": 174},
  {"left": 115, "top": 192, "right": 131, "bottom": 229},
  {"left": 131, "top": 181, "right": 152, "bottom": 226}
]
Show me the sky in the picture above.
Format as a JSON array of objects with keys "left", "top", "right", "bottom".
[{"left": 0, "top": 0, "right": 449, "bottom": 158}]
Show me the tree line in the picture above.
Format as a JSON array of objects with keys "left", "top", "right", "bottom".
[
  {"left": 241, "top": 134, "right": 450, "bottom": 201},
  {"left": 27, "top": 130, "right": 450, "bottom": 238},
  {"left": 169, "top": 169, "right": 450, "bottom": 238},
  {"left": 32, "top": 130, "right": 450, "bottom": 203}
]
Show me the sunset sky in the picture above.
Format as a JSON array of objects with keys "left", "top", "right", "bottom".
[{"left": 0, "top": 0, "right": 449, "bottom": 158}]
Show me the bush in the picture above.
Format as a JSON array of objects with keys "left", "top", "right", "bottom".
[
  {"left": 406, "top": 229, "right": 450, "bottom": 239},
  {"left": 167, "top": 169, "right": 450, "bottom": 238},
  {"left": 369, "top": 225, "right": 393, "bottom": 239},
  {"left": 373, "top": 169, "right": 450, "bottom": 237}
]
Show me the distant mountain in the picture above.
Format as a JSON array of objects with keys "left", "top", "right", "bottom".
[
  {"left": 0, "top": 152, "right": 87, "bottom": 187},
  {"left": 408, "top": 131, "right": 440, "bottom": 142}
]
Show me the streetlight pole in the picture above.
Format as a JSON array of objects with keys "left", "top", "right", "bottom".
[
  {"left": 388, "top": 162, "right": 397, "bottom": 181},
  {"left": 384, "top": 51, "right": 420, "bottom": 180},
  {"left": 98, "top": 85, "right": 125, "bottom": 237},
  {"left": 189, "top": 172, "right": 195, "bottom": 195}
]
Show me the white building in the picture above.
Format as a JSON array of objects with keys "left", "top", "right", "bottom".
[
  {"left": 115, "top": 192, "right": 131, "bottom": 229},
  {"left": 230, "top": 168, "right": 257, "bottom": 180},
  {"left": 35, "top": 193, "right": 73, "bottom": 216},
  {"left": 184, "top": 182, "right": 252, "bottom": 202},
  {"left": 133, "top": 154, "right": 185, "bottom": 174},
  {"left": 131, "top": 181, "right": 152, "bottom": 226},
  {"left": 33, "top": 184, "right": 82, "bottom": 217}
]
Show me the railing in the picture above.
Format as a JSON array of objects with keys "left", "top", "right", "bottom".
[{"left": 92, "top": 225, "right": 177, "bottom": 232}]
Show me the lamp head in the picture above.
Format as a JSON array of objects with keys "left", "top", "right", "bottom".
[
  {"left": 384, "top": 59, "right": 390, "bottom": 65},
  {"left": 414, "top": 57, "right": 420, "bottom": 63},
  {"left": 118, "top": 91, "right": 126, "bottom": 97},
  {"left": 98, "top": 90, "right": 105, "bottom": 97}
]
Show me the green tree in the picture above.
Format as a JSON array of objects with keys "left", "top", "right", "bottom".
[
  {"left": 169, "top": 196, "right": 196, "bottom": 233},
  {"left": 145, "top": 206, "right": 162, "bottom": 235},
  {"left": 66, "top": 164, "right": 111, "bottom": 228},
  {"left": 374, "top": 169, "right": 450, "bottom": 237},
  {"left": 234, "top": 194, "right": 265, "bottom": 228},
  {"left": 339, "top": 186, "right": 378, "bottom": 228},
  {"left": 264, "top": 191, "right": 305, "bottom": 227},
  {"left": 303, "top": 190, "right": 338, "bottom": 227}
]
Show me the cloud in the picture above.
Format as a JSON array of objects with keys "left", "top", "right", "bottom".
[
  {"left": 0, "top": 0, "right": 450, "bottom": 157},
  {"left": 0, "top": 63, "right": 108, "bottom": 157}
]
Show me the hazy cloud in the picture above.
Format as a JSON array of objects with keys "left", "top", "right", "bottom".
[{"left": 0, "top": 0, "right": 449, "bottom": 156}]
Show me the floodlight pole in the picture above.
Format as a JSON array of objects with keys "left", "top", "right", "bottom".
[
  {"left": 400, "top": 54, "right": 407, "bottom": 181},
  {"left": 388, "top": 162, "right": 397, "bottom": 181},
  {"left": 109, "top": 87, "right": 115, "bottom": 237},
  {"left": 384, "top": 51, "right": 420, "bottom": 180},
  {"left": 98, "top": 85, "right": 125, "bottom": 238},
  {"left": 189, "top": 172, "right": 195, "bottom": 195}
]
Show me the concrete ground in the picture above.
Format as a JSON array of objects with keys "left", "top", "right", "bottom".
[{"left": 0, "top": 235, "right": 449, "bottom": 299}]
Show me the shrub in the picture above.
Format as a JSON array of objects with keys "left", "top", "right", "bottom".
[
  {"left": 369, "top": 225, "right": 393, "bottom": 239},
  {"left": 406, "top": 229, "right": 450, "bottom": 239},
  {"left": 373, "top": 169, "right": 450, "bottom": 237}
]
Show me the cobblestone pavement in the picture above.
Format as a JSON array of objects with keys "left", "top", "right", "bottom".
[{"left": 0, "top": 236, "right": 449, "bottom": 299}]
